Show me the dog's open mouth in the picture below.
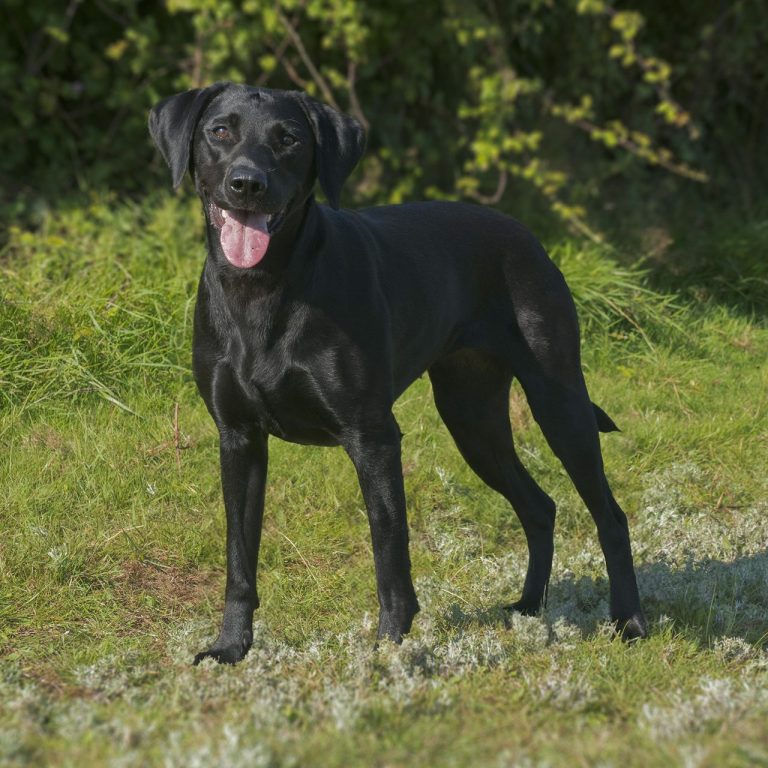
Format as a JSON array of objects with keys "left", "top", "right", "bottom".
[{"left": 209, "top": 204, "right": 286, "bottom": 269}]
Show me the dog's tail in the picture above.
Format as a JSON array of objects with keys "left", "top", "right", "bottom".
[{"left": 593, "top": 403, "right": 620, "bottom": 433}]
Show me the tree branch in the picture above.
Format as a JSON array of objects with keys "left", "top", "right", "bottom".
[
  {"left": 278, "top": 53, "right": 310, "bottom": 91},
  {"left": 571, "top": 115, "right": 707, "bottom": 182},
  {"left": 346, "top": 60, "right": 369, "bottom": 130},
  {"left": 276, "top": 6, "right": 339, "bottom": 109},
  {"left": 28, "top": 0, "right": 81, "bottom": 75},
  {"left": 464, "top": 167, "right": 508, "bottom": 205}
]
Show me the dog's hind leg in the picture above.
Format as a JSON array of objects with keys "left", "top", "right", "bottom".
[
  {"left": 429, "top": 350, "right": 556, "bottom": 615},
  {"left": 499, "top": 255, "right": 647, "bottom": 638},
  {"left": 517, "top": 367, "right": 647, "bottom": 639}
]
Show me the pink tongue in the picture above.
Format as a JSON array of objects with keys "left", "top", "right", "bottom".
[{"left": 219, "top": 210, "right": 271, "bottom": 268}]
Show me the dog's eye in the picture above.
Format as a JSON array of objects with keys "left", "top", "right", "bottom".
[
  {"left": 281, "top": 134, "right": 297, "bottom": 147},
  {"left": 211, "top": 126, "right": 230, "bottom": 140}
]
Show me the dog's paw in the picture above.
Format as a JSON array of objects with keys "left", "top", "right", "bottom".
[
  {"left": 503, "top": 598, "right": 541, "bottom": 617},
  {"left": 375, "top": 600, "right": 420, "bottom": 646},
  {"left": 193, "top": 644, "right": 249, "bottom": 666},
  {"left": 192, "top": 632, "right": 252, "bottom": 666},
  {"left": 614, "top": 612, "right": 649, "bottom": 642}
]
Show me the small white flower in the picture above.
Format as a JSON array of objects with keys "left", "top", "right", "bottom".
[{"left": 47, "top": 544, "right": 68, "bottom": 562}]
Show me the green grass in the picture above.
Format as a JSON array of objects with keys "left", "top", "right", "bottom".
[{"left": 1, "top": 194, "right": 766, "bottom": 767}]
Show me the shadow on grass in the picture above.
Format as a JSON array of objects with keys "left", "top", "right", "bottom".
[
  {"left": 634, "top": 551, "right": 768, "bottom": 645},
  {"left": 638, "top": 212, "right": 768, "bottom": 320},
  {"left": 437, "top": 550, "right": 768, "bottom": 647}
]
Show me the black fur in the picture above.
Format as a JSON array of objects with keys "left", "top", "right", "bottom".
[{"left": 149, "top": 83, "right": 647, "bottom": 665}]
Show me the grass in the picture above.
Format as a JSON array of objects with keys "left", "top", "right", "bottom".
[{"left": 1, "top": 193, "right": 766, "bottom": 767}]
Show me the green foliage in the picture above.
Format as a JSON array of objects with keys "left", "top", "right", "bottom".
[
  {"left": 3, "top": 1, "right": 766, "bottom": 230},
  {"left": 649, "top": 211, "right": 768, "bottom": 314},
  {"left": 550, "top": 242, "right": 685, "bottom": 348}
]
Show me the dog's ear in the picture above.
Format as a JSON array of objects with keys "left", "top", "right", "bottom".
[
  {"left": 148, "top": 82, "right": 230, "bottom": 189},
  {"left": 297, "top": 95, "right": 366, "bottom": 210}
]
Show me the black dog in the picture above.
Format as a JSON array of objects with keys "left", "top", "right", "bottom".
[{"left": 149, "top": 83, "right": 647, "bottom": 664}]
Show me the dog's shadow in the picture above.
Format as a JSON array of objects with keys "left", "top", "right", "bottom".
[{"left": 438, "top": 550, "right": 768, "bottom": 646}]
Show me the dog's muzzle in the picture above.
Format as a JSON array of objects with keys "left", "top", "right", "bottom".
[{"left": 209, "top": 203, "right": 287, "bottom": 268}]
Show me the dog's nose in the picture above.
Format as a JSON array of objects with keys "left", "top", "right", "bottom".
[{"left": 228, "top": 167, "right": 268, "bottom": 197}]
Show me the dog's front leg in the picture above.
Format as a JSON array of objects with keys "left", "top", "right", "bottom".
[
  {"left": 194, "top": 428, "right": 268, "bottom": 665},
  {"left": 344, "top": 418, "right": 419, "bottom": 643}
]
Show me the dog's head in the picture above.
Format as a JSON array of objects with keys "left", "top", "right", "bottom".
[{"left": 149, "top": 83, "right": 366, "bottom": 268}]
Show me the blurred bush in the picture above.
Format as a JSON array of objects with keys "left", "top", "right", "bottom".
[{"left": 2, "top": 0, "right": 766, "bottom": 229}]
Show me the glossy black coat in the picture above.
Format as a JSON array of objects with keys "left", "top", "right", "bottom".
[{"left": 149, "top": 83, "right": 647, "bottom": 664}]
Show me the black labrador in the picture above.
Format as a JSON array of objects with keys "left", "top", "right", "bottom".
[{"left": 149, "top": 82, "right": 647, "bottom": 665}]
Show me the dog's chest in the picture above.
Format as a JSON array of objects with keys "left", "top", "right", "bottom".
[{"left": 220, "top": 339, "right": 345, "bottom": 446}]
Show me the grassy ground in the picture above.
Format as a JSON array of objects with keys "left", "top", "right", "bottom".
[{"left": 1, "top": 194, "right": 766, "bottom": 767}]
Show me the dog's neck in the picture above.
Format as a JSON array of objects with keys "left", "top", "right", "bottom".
[{"left": 200, "top": 196, "right": 325, "bottom": 340}]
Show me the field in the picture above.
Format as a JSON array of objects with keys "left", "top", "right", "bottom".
[{"left": 1, "top": 195, "right": 766, "bottom": 766}]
